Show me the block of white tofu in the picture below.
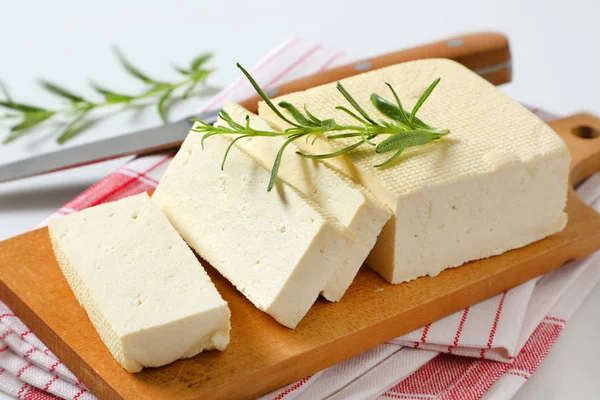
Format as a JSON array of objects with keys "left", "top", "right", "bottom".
[
  {"left": 259, "top": 58, "right": 570, "bottom": 284},
  {"left": 152, "top": 133, "right": 353, "bottom": 328},
  {"left": 48, "top": 193, "right": 230, "bottom": 373},
  {"left": 218, "top": 102, "right": 391, "bottom": 301}
]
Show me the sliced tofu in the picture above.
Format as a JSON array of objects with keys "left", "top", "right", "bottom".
[
  {"left": 48, "top": 193, "right": 230, "bottom": 373},
  {"left": 218, "top": 102, "right": 391, "bottom": 301},
  {"left": 259, "top": 58, "right": 570, "bottom": 284},
  {"left": 153, "top": 133, "right": 353, "bottom": 328}
]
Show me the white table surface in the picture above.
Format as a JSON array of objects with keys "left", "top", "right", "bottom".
[{"left": 1, "top": 1, "right": 599, "bottom": 399}]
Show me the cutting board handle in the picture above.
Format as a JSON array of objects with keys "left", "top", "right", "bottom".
[
  {"left": 551, "top": 113, "right": 600, "bottom": 186},
  {"left": 239, "top": 32, "right": 511, "bottom": 113}
]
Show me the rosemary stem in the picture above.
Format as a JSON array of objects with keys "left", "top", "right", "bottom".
[
  {"left": 27, "top": 76, "right": 200, "bottom": 119},
  {"left": 1, "top": 51, "right": 215, "bottom": 144},
  {"left": 191, "top": 64, "right": 448, "bottom": 191}
]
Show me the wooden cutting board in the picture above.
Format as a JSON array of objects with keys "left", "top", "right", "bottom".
[
  {"left": 0, "top": 31, "right": 599, "bottom": 398},
  {"left": 1, "top": 114, "right": 600, "bottom": 400}
]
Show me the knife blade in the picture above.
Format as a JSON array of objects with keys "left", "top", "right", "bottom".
[
  {"left": 0, "top": 32, "right": 511, "bottom": 183},
  {"left": 0, "top": 110, "right": 218, "bottom": 183}
]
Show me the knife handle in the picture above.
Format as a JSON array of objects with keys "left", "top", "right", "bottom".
[{"left": 239, "top": 32, "right": 511, "bottom": 113}]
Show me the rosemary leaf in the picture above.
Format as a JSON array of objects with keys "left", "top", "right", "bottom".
[
  {"left": 326, "top": 132, "right": 362, "bottom": 139},
  {"left": 0, "top": 101, "right": 47, "bottom": 113},
  {"left": 361, "top": 134, "right": 377, "bottom": 146},
  {"left": 378, "top": 120, "right": 395, "bottom": 129},
  {"left": 182, "top": 82, "right": 198, "bottom": 99},
  {"left": 296, "top": 141, "right": 365, "bottom": 160},
  {"left": 39, "top": 80, "right": 86, "bottom": 103},
  {"left": 182, "top": 69, "right": 213, "bottom": 99},
  {"left": 3, "top": 111, "right": 54, "bottom": 143},
  {"left": 336, "top": 82, "right": 378, "bottom": 125},
  {"left": 57, "top": 111, "right": 91, "bottom": 144},
  {"left": 370, "top": 94, "right": 411, "bottom": 129},
  {"left": 158, "top": 88, "right": 174, "bottom": 123},
  {"left": 218, "top": 110, "right": 245, "bottom": 130},
  {"left": 139, "top": 84, "right": 170, "bottom": 98},
  {"left": 189, "top": 117, "right": 211, "bottom": 127},
  {"left": 311, "top": 132, "right": 325, "bottom": 145},
  {"left": 221, "top": 134, "right": 252, "bottom": 170},
  {"left": 236, "top": 63, "right": 300, "bottom": 128},
  {"left": 375, "top": 131, "right": 438, "bottom": 154},
  {"left": 3, "top": 131, "right": 22, "bottom": 144},
  {"left": 375, "top": 148, "right": 404, "bottom": 168},
  {"left": 386, "top": 83, "right": 412, "bottom": 127},
  {"left": 192, "top": 69, "right": 213, "bottom": 83},
  {"left": 200, "top": 132, "right": 222, "bottom": 149},
  {"left": 304, "top": 106, "right": 322, "bottom": 124},
  {"left": 103, "top": 92, "right": 134, "bottom": 103},
  {"left": 173, "top": 65, "right": 191, "bottom": 76},
  {"left": 91, "top": 82, "right": 135, "bottom": 103},
  {"left": 114, "top": 47, "right": 158, "bottom": 84},
  {"left": 409, "top": 78, "right": 440, "bottom": 123},
  {"left": 190, "top": 53, "right": 213, "bottom": 71},
  {"left": 11, "top": 111, "right": 54, "bottom": 132},
  {"left": 268, "top": 135, "right": 302, "bottom": 192},
  {"left": 279, "top": 102, "right": 319, "bottom": 127},
  {"left": 335, "top": 105, "right": 369, "bottom": 125}
]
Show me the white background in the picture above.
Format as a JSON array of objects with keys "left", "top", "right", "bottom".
[{"left": 0, "top": 1, "right": 599, "bottom": 399}]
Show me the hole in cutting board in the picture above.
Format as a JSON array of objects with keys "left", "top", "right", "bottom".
[
  {"left": 572, "top": 125, "right": 600, "bottom": 139},
  {"left": 563, "top": 258, "right": 575, "bottom": 267}
]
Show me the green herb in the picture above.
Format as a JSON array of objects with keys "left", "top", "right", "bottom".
[
  {"left": 0, "top": 49, "right": 215, "bottom": 144},
  {"left": 191, "top": 63, "right": 449, "bottom": 192}
]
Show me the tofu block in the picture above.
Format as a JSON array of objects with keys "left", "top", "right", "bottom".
[
  {"left": 219, "top": 102, "right": 392, "bottom": 301},
  {"left": 48, "top": 193, "right": 230, "bottom": 373},
  {"left": 153, "top": 134, "right": 353, "bottom": 328},
  {"left": 259, "top": 58, "right": 570, "bottom": 284}
]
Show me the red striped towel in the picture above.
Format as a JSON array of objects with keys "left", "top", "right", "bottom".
[{"left": 0, "top": 39, "right": 597, "bottom": 400}]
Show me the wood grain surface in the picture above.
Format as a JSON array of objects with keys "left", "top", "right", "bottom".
[{"left": 1, "top": 114, "right": 600, "bottom": 399}]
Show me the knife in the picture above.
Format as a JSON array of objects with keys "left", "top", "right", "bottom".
[{"left": 0, "top": 32, "right": 511, "bottom": 183}]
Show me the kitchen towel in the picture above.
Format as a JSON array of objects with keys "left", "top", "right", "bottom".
[{"left": 1, "top": 39, "right": 598, "bottom": 400}]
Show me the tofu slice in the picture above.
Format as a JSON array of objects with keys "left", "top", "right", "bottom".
[
  {"left": 218, "top": 102, "right": 392, "bottom": 301},
  {"left": 48, "top": 193, "right": 230, "bottom": 373},
  {"left": 259, "top": 58, "right": 570, "bottom": 284},
  {"left": 152, "top": 133, "right": 353, "bottom": 328}
]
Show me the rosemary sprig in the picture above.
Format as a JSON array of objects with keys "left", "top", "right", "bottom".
[
  {"left": 191, "top": 63, "right": 449, "bottom": 192},
  {"left": 0, "top": 49, "right": 215, "bottom": 144}
]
